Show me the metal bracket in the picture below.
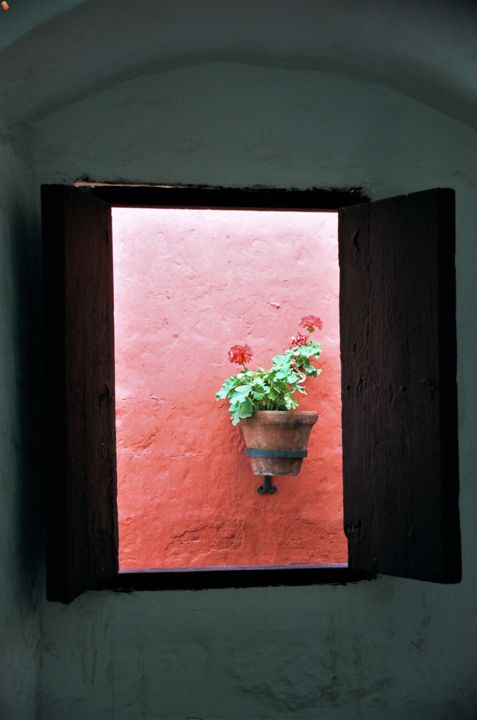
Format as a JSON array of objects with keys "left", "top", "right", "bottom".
[
  {"left": 245, "top": 448, "right": 307, "bottom": 459},
  {"left": 245, "top": 448, "right": 307, "bottom": 495},
  {"left": 257, "top": 475, "right": 277, "bottom": 495}
]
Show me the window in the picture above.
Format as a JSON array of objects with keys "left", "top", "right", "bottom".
[
  {"left": 112, "top": 206, "right": 345, "bottom": 570},
  {"left": 42, "top": 185, "right": 461, "bottom": 602}
]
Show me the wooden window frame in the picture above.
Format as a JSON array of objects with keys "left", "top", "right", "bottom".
[{"left": 42, "top": 184, "right": 460, "bottom": 602}]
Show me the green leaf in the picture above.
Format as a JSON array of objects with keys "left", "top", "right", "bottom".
[
  {"left": 237, "top": 398, "right": 254, "bottom": 418},
  {"left": 235, "top": 384, "right": 252, "bottom": 395},
  {"left": 252, "top": 391, "right": 266, "bottom": 400}
]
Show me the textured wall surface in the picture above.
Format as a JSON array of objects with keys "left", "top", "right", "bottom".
[
  {"left": 0, "top": 126, "right": 42, "bottom": 718},
  {"left": 29, "top": 62, "right": 477, "bottom": 720},
  {"left": 113, "top": 208, "right": 345, "bottom": 569}
]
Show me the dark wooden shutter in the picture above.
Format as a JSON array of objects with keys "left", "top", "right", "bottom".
[
  {"left": 339, "top": 188, "right": 461, "bottom": 583},
  {"left": 42, "top": 185, "right": 118, "bottom": 602}
]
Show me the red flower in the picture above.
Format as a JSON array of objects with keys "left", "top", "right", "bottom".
[
  {"left": 290, "top": 332, "right": 309, "bottom": 348},
  {"left": 299, "top": 315, "right": 323, "bottom": 333},
  {"left": 228, "top": 343, "right": 253, "bottom": 366}
]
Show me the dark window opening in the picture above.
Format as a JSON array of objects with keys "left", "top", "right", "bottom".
[{"left": 42, "top": 184, "right": 461, "bottom": 603}]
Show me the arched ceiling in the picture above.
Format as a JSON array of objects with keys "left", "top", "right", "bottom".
[{"left": 0, "top": 0, "right": 476, "bottom": 128}]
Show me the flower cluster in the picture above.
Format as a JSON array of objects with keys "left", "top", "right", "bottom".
[
  {"left": 217, "top": 314, "right": 323, "bottom": 424},
  {"left": 228, "top": 343, "right": 253, "bottom": 366},
  {"left": 290, "top": 331, "right": 309, "bottom": 348},
  {"left": 299, "top": 314, "right": 323, "bottom": 333},
  {"left": 290, "top": 315, "right": 323, "bottom": 348}
]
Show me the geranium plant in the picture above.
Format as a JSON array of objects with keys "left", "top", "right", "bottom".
[{"left": 216, "top": 315, "right": 323, "bottom": 425}]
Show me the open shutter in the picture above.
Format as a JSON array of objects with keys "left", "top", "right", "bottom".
[
  {"left": 42, "top": 185, "right": 118, "bottom": 602},
  {"left": 339, "top": 188, "right": 460, "bottom": 583}
]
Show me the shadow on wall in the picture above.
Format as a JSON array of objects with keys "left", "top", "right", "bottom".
[{"left": 9, "top": 196, "right": 45, "bottom": 601}]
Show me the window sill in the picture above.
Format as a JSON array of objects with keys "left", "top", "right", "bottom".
[{"left": 109, "top": 564, "right": 375, "bottom": 592}]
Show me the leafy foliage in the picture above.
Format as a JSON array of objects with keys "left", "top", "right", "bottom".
[{"left": 216, "top": 337, "right": 322, "bottom": 425}]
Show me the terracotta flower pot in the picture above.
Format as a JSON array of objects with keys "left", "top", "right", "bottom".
[{"left": 240, "top": 410, "right": 318, "bottom": 476}]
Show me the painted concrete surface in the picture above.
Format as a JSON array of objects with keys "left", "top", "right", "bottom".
[
  {"left": 0, "top": 129, "right": 42, "bottom": 718},
  {"left": 39, "top": 580, "right": 477, "bottom": 720},
  {"left": 113, "top": 208, "right": 345, "bottom": 569},
  {"left": 1, "top": 1, "right": 475, "bottom": 128},
  {"left": 28, "top": 63, "right": 477, "bottom": 719}
]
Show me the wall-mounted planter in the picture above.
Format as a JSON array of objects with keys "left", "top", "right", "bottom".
[{"left": 240, "top": 411, "right": 318, "bottom": 489}]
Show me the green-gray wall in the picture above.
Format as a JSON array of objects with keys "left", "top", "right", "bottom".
[
  {"left": 3, "top": 62, "right": 477, "bottom": 719},
  {"left": 0, "top": 124, "right": 42, "bottom": 719}
]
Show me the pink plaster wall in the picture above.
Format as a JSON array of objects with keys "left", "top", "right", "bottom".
[{"left": 112, "top": 208, "right": 347, "bottom": 569}]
